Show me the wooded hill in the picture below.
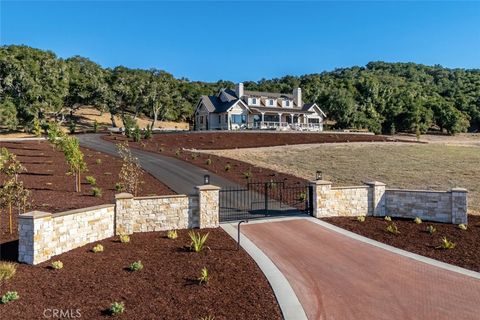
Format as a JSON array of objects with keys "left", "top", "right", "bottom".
[{"left": 1, "top": 45, "right": 479, "bottom": 134}]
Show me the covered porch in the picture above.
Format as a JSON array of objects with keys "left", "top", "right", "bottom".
[{"left": 247, "top": 108, "right": 322, "bottom": 131}]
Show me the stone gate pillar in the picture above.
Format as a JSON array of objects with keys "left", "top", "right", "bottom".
[
  {"left": 364, "top": 181, "right": 386, "bottom": 217},
  {"left": 18, "top": 211, "right": 53, "bottom": 265},
  {"left": 309, "top": 180, "right": 332, "bottom": 218},
  {"left": 196, "top": 185, "right": 220, "bottom": 228},
  {"left": 451, "top": 188, "right": 468, "bottom": 224}
]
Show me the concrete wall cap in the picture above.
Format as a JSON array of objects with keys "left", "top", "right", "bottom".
[
  {"left": 363, "top": 181, "right": 386, "bottom": 186},
  {"left": 451, "top": 188, "right": 468, "bottom": 193},
  {"left": 310, "top": 180, "right": 332, "bottom": 185},
  {"left": 195, "top": 184, "right": 221, "bottom": 191},
  {"left": 19, "top": 211, "right": 52, "bottom": 219},
  {"left": 115, "top": 193, "right": 135, "bottom": 199}
]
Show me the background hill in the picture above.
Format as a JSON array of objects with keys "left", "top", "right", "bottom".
[{"left": 1, "top": 45, "right": 479, "bottom": 134}]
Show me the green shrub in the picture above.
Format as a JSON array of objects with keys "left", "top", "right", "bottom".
[
  {"left": 96, "top": 158, "right": 102, "bottom": 165},
  {"left": 129, "top": 260, "right": 143, "bottom": 272},
  {"left": 437, "top": 237, "right": 456, "bottom": 250},
  {"left": 133, "top": 125, "right": 141, "bottom": 142},
  {"left": 175, "top": 149, "right": 181, "bottom": 157},
  {"left": 93, "top": 120, "right": 99, "bottom": 133},
  {"left": 119, "top": 234, "right": 130, "bottom": 243},
  {"left": 384, "top": 216, "right": 392, "bottom": 222},
  {"left": 198, "top": 267, "right": 209, "bottom": 285},
  {"left": 199, "top": 316, "right": 215, "bottom": 320},
  {"left": 115, "top": 182, "right": 123, "bottom": 192},
  {"left": 85, "top": 176, "right": 97, "bottom": 186},
  {"left": 243, "top": 169, "right": 252, "bottom": 180},
  {"left": 0, "top": 262, "right": 17, "bottom": 283},
  {"left": 144, "top": 125, "right": 152, "bottom": 140},
  {"left": 167, "top": 230, "right": 178, "bottom": 239},
  {"left": 110, "top": 302, "right": 125, "bottom": 316},
  {"left": 298, "top": 192, "right": 307, "bottom": 202},
  {"left": 190, "top": 153, "right": 198, "bottom": 160},
  {"left": 205, "top": 158, "right": 212, "bottom": 165},
  {"left": 92, "top": 187, "right": 102, "bottom": 197},
  {"left": 356, "top": 215, "right": 365, "bottom": 222},
  {"left": 426, "top": 225, "right": 436, "bottom": 235},
  {"left": 1, "top": 291, "right": 19, "bottom": 304},
  {"left": 458, "top": 224, "right": 468, "bottom": 231},
  {"left": 158, "top": 147, "right": 164, "bottom": 152},
  {"left": 189, "top": 231, "right": 209, "bottom": 252},
  {"left": 386, "top": 223, "right": 400, "bottom": 235},
  {"left": 92, "top": 244, "right": 104, "bottom": 253},
  {"left": 414, "top": 217, "right": 422, "bottom": 224},
  {"left": 51, "top": 261, "right": 63, "bottom": 270},
  {"left": 68, "top": 120, "right": 76, "bottom": 134},
  {"left": 224, "top": 164, "right": 231, "bottom": 171}
]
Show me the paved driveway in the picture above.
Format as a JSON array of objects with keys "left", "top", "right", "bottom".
[{"left": 241, "top": 219, "right": 480, "bottom": 320}]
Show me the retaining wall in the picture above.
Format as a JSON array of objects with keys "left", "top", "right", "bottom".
[
  {"left": 18, "top": 185, "right": 220, "bottom": 265},
  {"left": 311, "top": 180, "right": 467, "bottom": 224}
]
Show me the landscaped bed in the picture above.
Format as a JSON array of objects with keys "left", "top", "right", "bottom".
[
  {"left": 0, "top": 229, "right": 282, "bottom": 319},
  {"left": 0, "top": 140, "right": 173, "bottom": 244},
  {"left": 322, "top": 215, "right": 480, "bottom": 272},
  {"left": 103, "top": 131, "right": 392, "bottom": 151}
]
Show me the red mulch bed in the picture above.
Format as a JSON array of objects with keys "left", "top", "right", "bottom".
[
  {"left": 103, "top": 131, "right": 392, "bottom": 150},
  {"left": 0, "top": 140, "right": 173, "bottom": 245},
  {"left": 322, "top": 215, "right": 480, "bottom": 272},
  {"left": 0, "top": 229, "right": 282, "bottom": 319}
]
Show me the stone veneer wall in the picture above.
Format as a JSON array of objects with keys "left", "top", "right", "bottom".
[
  {"left": 18, "top": 185, "right": 220, "bottom": 265},
  {"left": 18, "top": 204, "right": 115, "bottom": 265},
  {"left": 329, "top": 186, "right": 372, "bottom": 217},
  {"left": 311, "top": 180, "right": 467, "bottom": 224}
]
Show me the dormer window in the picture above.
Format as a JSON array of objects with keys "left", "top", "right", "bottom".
[
  {"left": 252, "top": 98, "right": 257, "bottom": 105},
  {"left": 269, "top": 99, "right": 274, "bottom": 106},
  {"left": 285, "top": 100, "right": 290, "bottom": 107}
]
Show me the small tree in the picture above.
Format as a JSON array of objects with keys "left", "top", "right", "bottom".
[
  {"left": 60, "top": 137, "right": 87, "bottom": 192},
  {"left": 117, "top": 142, "right": 143, "bottom": 196},
  {"left": 0, "top": 148, "right": 29, "bottom": 234},
  {"left": 47, "top": 121, "right": 66, "bottom": 150}
]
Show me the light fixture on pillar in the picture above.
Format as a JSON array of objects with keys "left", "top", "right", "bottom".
[
  {"left": 204, "top": 174, "right": 210, "bottom": 185},
  {"left": 316, "top": 170, "right": 323, "bottom": 181}
]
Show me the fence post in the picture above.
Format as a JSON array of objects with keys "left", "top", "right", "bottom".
[
  {"left": 196, "top": 184, "right": 221, "bottom": 228},
  {"left": 309, "top": 180, "right": 332, "bottom": 218},
  {"left": 450, "top": 188, "right": 468, "bottom": 224},
  {"left": 18, "top": 211, "right": 53, "bottom": 265},
  {"left": 364, "top": 181, "right": 386, "bottom": 217}
]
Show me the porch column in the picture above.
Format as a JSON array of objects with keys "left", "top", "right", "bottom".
[
  {"left": 278, "top": 113, "right": 283, "bottom": 127},
  {"left": 290, "top": 113, "right": 295, "bottom": 124},
  {"left": 261, "top": 112, "right": 265, "bottom": 128},
  {"left": 227, "top": 114, "right": 231, "bottom": 130}
]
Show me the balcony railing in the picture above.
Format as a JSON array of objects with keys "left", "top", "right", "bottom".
[{"left": 247, "top": 121, "right": 322, "bottom": 131}]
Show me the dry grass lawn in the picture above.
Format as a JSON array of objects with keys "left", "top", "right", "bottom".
[{"left": 205, "top": 142, "right": 480, "bottom": 213}]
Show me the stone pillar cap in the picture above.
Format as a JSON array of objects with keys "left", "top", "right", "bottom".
[
  {"left": 196, "top": 184, "right": 221, "bottom": 191},
  {"left": 451, "top": 187, "right": 468, "bottom": 193},
  {"left": 19, "top": 211, "right": 52, "bottom": 219},
  {"left": 364, "top": 181, "right": 386, "bottom": 186},
  {"left": 115, "top": 193, "right": 135, "bottom": 199},
  {"left": 310, "top": 180, "right": 332, "bottom": 185}
]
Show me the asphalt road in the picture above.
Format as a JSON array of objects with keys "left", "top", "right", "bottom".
[{"left": 77, "top": 134, "right": 240, "bottom": 195}]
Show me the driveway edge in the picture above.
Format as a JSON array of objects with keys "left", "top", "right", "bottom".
[{"left": 221, "top": 223, "right": 308, "bottom": 320}]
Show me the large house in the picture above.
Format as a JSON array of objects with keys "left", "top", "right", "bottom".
[{"left": 194, "top": 83, "right": 326, "bottom": 131}]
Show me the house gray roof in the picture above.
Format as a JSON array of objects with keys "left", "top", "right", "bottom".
[
  {"left": 249, "top": 106, "right": 313, "bottom": 114},
  {"left": 200, "top": 95, "right": 242, "bottom": 113},
  {"left": 244, "top": 90, "right": 294, "bottom": 99}
]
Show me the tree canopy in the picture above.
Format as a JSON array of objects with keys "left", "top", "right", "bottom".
[{"left": 1, "top": 45, "right": 479, "bottom": 135}]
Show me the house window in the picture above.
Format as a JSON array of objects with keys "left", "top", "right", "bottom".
[
  {"left": 225, "top": 114, "right": 228, "bottom": 122},
  {"left": 200, "top": 116, "right": 204, "bottom": 124},
  {"left": 251, "top": 98, "right": 257, "bottom": 105},
  {"left": 218, "top": 115, "right": 221, "bottom": 123},
  {"left": 285, "top": 100, "right": 290, "bottom": 107},
  {"left": 269, "top": 99, "right": 274, "bottom": 105},
  {"left": 231, "top": 115, "right": 246, "bottom": 124}
]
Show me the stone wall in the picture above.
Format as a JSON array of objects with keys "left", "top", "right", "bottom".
[
  {"left": 18, "top": 204, "right": 115, "bottom": 265},
  {"left": 18, "top": 185, "right": 220, "bottom": 265},
  {"left": 311, "top": 180, "right": 467, "bottom": 224}
]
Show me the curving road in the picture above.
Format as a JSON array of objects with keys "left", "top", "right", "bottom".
[{"left": 77, "top": 134, "right": 240, "bottom": 195}]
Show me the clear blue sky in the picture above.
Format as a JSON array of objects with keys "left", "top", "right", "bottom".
[{"left": 1, "top": 1, "right": 479, "bottom": 82}]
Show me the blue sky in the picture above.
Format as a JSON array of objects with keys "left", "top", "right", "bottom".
[{"left": 1, "top": 1, "right": 479, "bottom": 82}]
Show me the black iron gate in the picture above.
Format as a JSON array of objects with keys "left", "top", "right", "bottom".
[{"left": 219, "top": 181, "right": 313, "bottom": 222}]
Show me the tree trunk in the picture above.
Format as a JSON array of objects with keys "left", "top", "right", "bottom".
[
  {"left": 152, "top": 107, "right": 159, "bottom": 129},
  {"left": 110, "top": 113, "right": 117, "bottom": 128},
  {"left": 9, "top": 203, "right": 12, "bottom": 234}
]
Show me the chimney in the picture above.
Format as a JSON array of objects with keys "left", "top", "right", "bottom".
[
  {"left": 293, "top": 87, "right": 302, "bottom": 107},
  {"left": 235, "top": 82, "right": 244, "bottom": 98}
]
